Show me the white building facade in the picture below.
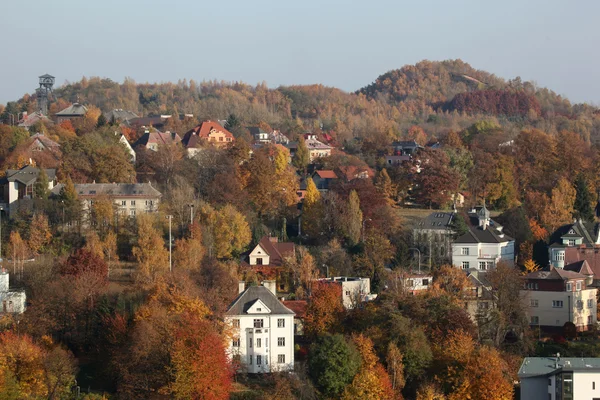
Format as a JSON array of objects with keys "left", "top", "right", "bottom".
[
  {"left": 0, "top": 270, "right": 26, "bottom": 314},
  {"left": 316, "top": 277, "right": 373, "bottom": 309},
  {"left": 451, "top": 206, "right": 515, "bottom": 270},
  {"left": 225, "top": 282, "right": 295, "bottom": 373}
]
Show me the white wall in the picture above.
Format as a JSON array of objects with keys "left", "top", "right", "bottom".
[
  {"left": 249, "top": 244, "right": 270, "bottom": 266},
  {"left": 573, "top": 371, "right": 600, "bottom": 398},
  {"left": 452, "top": 241, "right": 514, "bottom": 269},
  {"left": 523, "top": 288, "right": 597, "bottom": 328},
  {"left": 226, "top": 313, "right": 294, "bottom": 373}
]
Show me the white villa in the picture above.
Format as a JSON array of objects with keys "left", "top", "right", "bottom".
[
  {"left": 316, "top": 276, "right": 374, "bottom": 309},
  {"left": 225, "top": 281, "right": 295, "bottom": 373},
  {"left": 0, "top": 270, "right": 26, "bottom": 314},
  {"left": 451, "top": 205, "right": 515, "bottom": 270}
]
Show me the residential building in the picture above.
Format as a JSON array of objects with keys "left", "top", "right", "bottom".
[
  {"left": 391, "top": 140, "right": 423, "bottom": 156},
  {"left": 0, "top": 166, "right": 57, "bottom": 217},
  {"left": 18, "top": 111, "right": 53, "bottom": 130},
  {"left": 451, "top": 205, "right": 515, "bottom": 270},
  {"left": 282, "top": 300, "right": 307, "bottom": 336},
  {"left": 522, "top": 267, "right": 597, "bottom": 331},
  {"left": 401, "top": 273, "right": 432, "bottom": 295},
  {"left": 225, "top": 282, "right": 295, "bottom": 373},
  {"left": 103, "top": 109, "right": 139, "bottom": 124},
  {"left": 11, "top": 133, "right": 62, "bottom": 168},
  {"left": 182, "top": 120, "right": 235, "bottom": 157},
  {"left": 316, "top": 277, "right": 375, "bottom": 309},
  {"left": 311, "top": 170, "right": 337, "bottom": 191},
  {"left": 124, "top": 115, "right": 171, "bottom": 131},
  {"left": 464, "top": 270, "right": 495, "bottom": 322},
  {"left": 243, "top": 236, "right": 295, "bottom": 293},
  {"left": 519, "top": 356, "right": 600, "bottom": 400},
  {"left": 133, "top": 130, "right": 181, "bottom": 152},
  {"left": 249, "top": 127, "right": 270, "bottom": 143},
  {"left": 51, "top": 182, "right": 161, "bottom": 221},
  {"left": 287, "top": 133, "right": 332, "bottom": 162},
  {"left": 548, "top": 219, "right": 600, "bottom": 279},
  {"left": 385, "top": 155, "right": 411, "bottom": 166},
  {"left": 414, "top": 212, "right": 455, "bottom": 264},
  {"left": 55, "top": 103, "right": 88, "bottom": 123},
  {"left": 117, "top": 133, "right": 136, "bottom": 162},
  {"left": 0, "top": 270, "right": 26, "bottom": 314}
]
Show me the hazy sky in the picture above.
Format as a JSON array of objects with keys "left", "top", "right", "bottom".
[{"left": 1, "top": 0, "right": 599, "bottom": 105}]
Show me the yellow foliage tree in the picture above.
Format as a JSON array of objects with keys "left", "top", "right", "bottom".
[
  {"left": 523, "top": 259, "right": 540, "bottom": 274},
  {"left": 132, "top": 214, "right": 169, "bottom": 280},
  {"left": 28, "top": 213, "right": 52, "bottom": 255}
]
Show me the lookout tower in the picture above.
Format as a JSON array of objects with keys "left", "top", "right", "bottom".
[{"left": 36, "top": 74, "right": 55, "bottom": 115}]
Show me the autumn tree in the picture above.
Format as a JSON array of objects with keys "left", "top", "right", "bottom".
[
  {"left": 304, "top": 281, "right": 344, "bottom": 337},
  {"left": 309, "top": 334, "right": 361, "bottom": 398},
  {"left": 8, "top": 231, "right": 28, "bottom": 277},
  {"left": 342, "top": 190, "right": 363, "bottom": 246},
  {"left": 293, "top": 136, "right": 310, "bottom": 171},
  {"left": 173, "top": 222, "right": 205, "bottom": 272},
  {"left": 132, "top": 214, "right": 169, "bottom": 280},
  {"left": 28, "top": 213, "right": 52, "bottom": 255},
  {"left": 387, "top": 342, "right": 406, "bottom": 396},
  {"left": 343, "top": 334, "right": 395, "bottom": 400},
  {"left": 523, "top": 259, "right": 540, "bottom": 274},
  {"left": 413, "top": 149, "right": 460, "bottom": 208},
  {"left": 302, "top": 178, "right": 324, "bottom": 239},
  {"left": 541, "top": 177, "right": 576, "bottom": 232},
  {"left": 34, "top": 168, "right": 50, "bottom": 200},
  {"left": 573, "top": 173, "right": 594, "bottom": 221},
  {"left": 353, "top": 232, "right": 394, "bottom": 288},
  {"left": 211, "top": 204, "right": 251, "bottom": 259},
  {"left": 374, "top": 168, "right": 396, "bottom": 204},
  {"left": 287, "top": 246, "right": 318, "bottom": 297}
]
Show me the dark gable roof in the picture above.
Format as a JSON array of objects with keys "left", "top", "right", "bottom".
[
  {"left": 564, "top": 260, "right": 594, "bottom": 276},
  {"left": 73, "top": 183, "right": 161, "bottom": 198},
  {"left": 225, "top": 286, "right": 294, "bottom": 316},
  {"left": 550, "top": 220, "right": 598, "bottom": 247},
  {"left": 4, "top": 166, "right": 56, "bottom": 185},
  {"left": 454, "top": 225, "right": 513, "bottom": 244},
  {"left": 417, "top": 212, "right": 454, "bottom": 230},
  {"left": 56, "top": 103, "right": 88, "bottom": 116}
]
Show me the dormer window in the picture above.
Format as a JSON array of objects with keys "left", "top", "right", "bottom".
[{"left": 568, "top": 240, "right": 575, "bottom": 246}]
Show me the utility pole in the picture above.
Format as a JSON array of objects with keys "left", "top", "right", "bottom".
[
  {"left": 188, "top": 204, "right": 194, "bottom": 226},
  {"left": 167, "top": 215, "right": 173, "bottom": 272}
]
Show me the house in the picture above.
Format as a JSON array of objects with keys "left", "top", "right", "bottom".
[
  {"left": 391, "top": 140, "right": 423, "bottom": 156},
  {"left": 414, "top": 212, "right": 455, "bottom": 264},
  {"left": 11, "top": 133, "right": 62, "bottom": 168},
  {"left": 385, "top": 155, "right": 411, "bottom": 166},
  {"left": 451, "top": 205, "right": 515, "bottom": 270},
  {"left": 401, "top": 273, "right": 432, "bottom": 295},
  {"left": 133, "top": 130, "right": 182, "bottom": 152},
  {"left": 181, "top": 120, "right": 235, "bottom": 157},
  {"left": 124, "top": 115, "right": 171, "bottom": 131},
  {"left": 303, "top": 133, "right": 332, "bottom": 161},
  {"left": 282, "top": 300, "right": 307, "bottom": 336},
  {"left": 315, "top": 277, "right": 375, "bottom": 309},
  {"left": 311, "top": 170, "right": 337, "bottom": 191},
  {"left": 0, "top": 166, "right": 57, "bottom": 217},
  {"left": 55, "top": 103, "right": 88, "bottom": 123},
  {"left": 464, "top": 270, "right": 495, "bottom": 322},
  {"left": 522, "top": 267, "right": 597, "bottom": 331},
  {"left": 117, "top": 133, "right": 136, "bottom": 162},
  {"left": 271, "top": 130, "right": 290, "bottom": 145},
  {"left": 249, "top": 127, "right": 270, "bottom": 143},
  {"left": 244, "top": 236, "right": 295, "bottom": 293},
  {"left": 0, "top": 270, "right": 26, "bottom": 314},
  {"left": 337, "top": 165, "right": 374, "bottom": 182},
  {"left": 518, "top": 356, "right": 600, "bottom": 400},
  {"left": 548, "top": 219, "right": 600, "bottom": 279},
  {"left": 18, "top": 111, "right": 53, "bottom": 130},
  {"left": 103, "top": 109, "right": 139, "bottom": 124},
  {"left": 225, "top": 282, "right": 295, "bottom": 373}
]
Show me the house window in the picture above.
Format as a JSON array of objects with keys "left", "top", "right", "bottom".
[
  {"left": 256, "top": 338, "right": 262, "bottom": 348},
  {"left": 548, "top": 378, "right": 552, "bottom": 386},
  {"left": 257, "top": 355, "right": 262, "bottom": 365},
  {"left": 407, "top": 280, "right": 414, "bottom": 287},
  {"left": 278, "top": 354, "right": 285, "bottom": 364},
  {"left": 566, "top": 283, "right": 572, "bottom": 291},
  {"left": 345, "top": 290, "right": 350, "bottom": 296},
  {"left": 531, "top": 316, "right": 539, "bottom": 324},
  {"left": 588, "top": 299, "right": 594, "bottom": 308},
  {"left": 232, "top": 338, "right": 240, "bottom": 347},
  {"left": 461, "top": 248, "right": 469, "bottom": 255},
  {"left": 486, "top": 261, "right": 494, "bottom": 269},
  {"left": 552, "top": 300, "right": 563, "bottom": 308},
  {"left": 568, "top": 239, "right": 575, "bottom": 246},
  {"left": 278, "top": 337, "right": 285, "bottom": 346},
  {"left": 555, "top": 252, "right": 565, "bottom": 261},
  {"left": 462, "top": 262, "right": 470, "bottom": 270},
  {"left": 253, "top": 319, "right": 263, "bottom": 328},
  {"left": 277, "top": 318, "right": 285, "bottom": 328},
  {"left": 256, "top": 308, "right": 262, "bottom": 312},
  {"left": 526, "top": 282, "right": 539, "bottom": 290},
  {"left": 130, "top": 210, "right": 136, "bottom": 216},
  {"left": 131, "top": 200, "right": 136, "bottom": 206},
  {"left": 577, "top": 300, "right": 583, "bottom": 310},
  {"left": 576, "top": 281, "right": 582, "bottom": 291},
  {"left": 256, "top": 258, "right": 263, "bottom": 265},
  {"left": 422, "top": 279, "right": 429, "bottom": 286},
  {"left": 219, "top": 137, "right": 224, "bottom": 142},
  {"left": 121, "top": 200, "right": 126, "bottom": 206},
  {"left": 479, "top": 262, "right": 486, "bottom": 270},
  {"left": 233, "top": 319, "right": 240, "bottom": 328},
  {"left": 589, "top": 315, "right": 594, "bottom": 325},
  {"left": 249, "top": 355, "right": 253, "bottom": 365},
  {"left": 530, "top": 299, "right": 539, "bottom": 307}
]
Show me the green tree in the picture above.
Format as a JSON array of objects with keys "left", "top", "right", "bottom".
[
  {"left": 574, "top": 173, "right": 594, "bottom": 221},
  {"left": 293, "top": 136, "right": 310, "bottom": 171},
  {"left": 34, "top": 169, "right": 50, "bottom": 200},
  {"left": 450, "top": 213, "right": 469, "bottom": 238},
  {"left": 96, "top": 113, "right": 107, "bottom": 128},
  {"left": 343, "top": 190, "right": 363, "bottom": 246},
  {"left": 309, "top": 334, "right": 362, "bottom": 398}
]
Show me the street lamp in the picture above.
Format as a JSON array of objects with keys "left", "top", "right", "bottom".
[
  {"left": 166, "top": 215, "right": 173, "bottom": 272},
  {"left": 408, "top": 247, "right": 421, "bottom": 274}
]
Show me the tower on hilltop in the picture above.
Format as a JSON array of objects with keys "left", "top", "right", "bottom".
[{"left": 36, "top": 74, "right": 55, "bottom": 115}]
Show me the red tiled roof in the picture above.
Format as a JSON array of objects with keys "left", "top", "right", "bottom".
[
  {"left": 315, "top": 170, "right": 337, "bottom": 179},
  {"left": 256, "top": 236, "right": 295, "bottom": 267},
  {"left": 282, "top": 300, "right": 307, "bottom": 318},
  {"left": 182, "top": 120, "right": 235, "bottom": 148}
]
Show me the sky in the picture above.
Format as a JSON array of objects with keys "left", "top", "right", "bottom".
[{"left": 1, "top": 0, "right": 599, "bottom": 105}]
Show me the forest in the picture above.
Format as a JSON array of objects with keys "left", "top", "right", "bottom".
[{"left": 0, "top": 59, "right": 599, "bottom": 399}]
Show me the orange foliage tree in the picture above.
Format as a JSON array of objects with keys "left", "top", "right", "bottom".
[{"left": 304, "top": 281, "right": 344, "bottom": 337}]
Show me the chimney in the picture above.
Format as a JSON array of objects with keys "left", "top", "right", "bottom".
[
  {"left": 238, "top": 281, "right": 246, "bottom": 294},
  {"left": 268, "top": 236, "right": 278, "bottom": 243},
  {"left": 262, "top": 280, "right": 277, "bottom": 296}
]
